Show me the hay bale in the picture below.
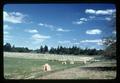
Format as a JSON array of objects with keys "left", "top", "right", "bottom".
[
  {"left": 83, "top": 60, "right": 87, "bottom": 64},
  {"left": 62, "top": 61, "right": 67, "bottom": 64},
  {"left": 43, "top": 63, "right": 51, "bottom": 72}
]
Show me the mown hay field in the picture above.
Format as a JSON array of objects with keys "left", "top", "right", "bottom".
[{"left": 4, "top": 52, "right": 116, "bottom": 79}]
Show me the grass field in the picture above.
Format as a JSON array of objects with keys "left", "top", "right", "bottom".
[{"left": 4, "top": 52, "right": 116, "bottom": 79}]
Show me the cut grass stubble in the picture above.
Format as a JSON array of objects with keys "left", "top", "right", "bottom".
[{"left": 4, "top": 52, "right": 116, "bottom": 79}]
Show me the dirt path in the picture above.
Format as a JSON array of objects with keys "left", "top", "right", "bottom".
[{"left": 37, "top": 66, "right": 116, "bottom": 79}]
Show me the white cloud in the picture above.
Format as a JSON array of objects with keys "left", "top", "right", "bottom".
[
  {"left": 32, "top": 34, "right": 50, "bottom": 39},
  {"left": 57, "top": 28, "right": 70, "bottom": 32},
  {"left": 86, "top": 29, "right": 102, "bottom": 35},
  {"left": 97, "top": 42, "right": 104, "bottom": 45},
  {"left": 73, "top": 21, "right": 84, "bottom": 25},
  {"left": 4, "top": 24, "right": 13, "bottom": 42},
  {"left": 102, "top": 39, "right": 116, "bottom": 46},
  {"left": 80, "top": 18, "right": 88, "bottom": 21},
  {"left": 4, "top": 31, "right": 9, "bottom": 35},
  {"left": 73, "top": 42, "right": 80, "bottom": 45},
  {"left": 38, "top": 23, "right": 53, "bottom": 28},
  {"left": 85, "top": 9, "right": 96, "bottom": 14},
  {"left": 38, "top": 23, "right": 54, "bottom": 31},
  {"left": 105, "top": 17, "right": 112, "bottom": 21},
  {"left": 4, "top": 25, "right": 11, "bottom": 30},
  {"left": 32, "top": 34, "right": 51, "bottom": 42},
  {"left": 73, "top": 16, "right": 113, "bottom": 25},
  {"left": 39, "top": 23, "right": 70, "bottom": 32},
  {"left": 96, "top": 9, "right": 115, "bottom": 15},
  {"left": 58, "top": 41, "right": 80, "bottom": 46},
  {"left": 80, "top": 39, "right": 103, "bottom": 45},
  {"left": 80, "top": 39, "right": 101, "bottom": 43},
  {"left": 73, "top": 9, "right": 115, "bottom": 25},
  {"left": 44, "top": 24, "right": 53, "bottom": 28},
  {"left": 90, "top": 16, "right": 111, "bottom": 21},
  {"left": 4, "top": 11, "right": 26, "bottom": 23},
  {"left": 26, "top": 29, "right": 38, "bottom": 33},
  {"left": 85, "top": 9, "right": 116, "bottom": 15},
  {"left": 73, "top": 17, "right": 88, "bottom": 25},
  {"left": 4, "top": 25, "right": 11, "bottom": 35},
  {"left": 39, "top": 23, "right": 44, "bottom": 26},
  {"left": 57, "top": 28, "right": 64, "bottom": 31},
  {"left": 112, "top": 30, "right": 116, "bottom": 34},
  {"left": 58, "top": 40, "right": 71, "bottom": 44}
]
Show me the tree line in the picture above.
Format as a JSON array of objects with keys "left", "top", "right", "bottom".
[
  {"left": 48, "top": 46, "right": 103, "bottom": 55},
  {"left": 4, "top": 43, "right": 31, "bottom": 52},
  {"left": 3, "top": 43, "right": 103, "bottom": 55}
]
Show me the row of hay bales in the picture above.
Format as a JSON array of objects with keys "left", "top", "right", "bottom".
[
  {"left": 61, "top": 61, "right": 74, "bottom": 64},
  {"left": 49, "top": 58, "right": 97, "bottom": 65},
  {"left": 42, "top": 60, "right": 85, "bottom": 72},
  {"left": 42, "top": 58, "right": 100, "bottom": 72},
  {"left": 60, "top": 58, "right": 101, "bottom": 65}
]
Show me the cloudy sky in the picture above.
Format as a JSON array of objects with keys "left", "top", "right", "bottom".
[{"left": 3, "top": 4, "right": 116, "bottom": 50}]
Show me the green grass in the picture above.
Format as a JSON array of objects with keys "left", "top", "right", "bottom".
[
  {"left": 4, "top": 57, "right": 84, "bottom": 79},
  {"left": 4, "top": 52, "right": 116, "bottom": 79}
]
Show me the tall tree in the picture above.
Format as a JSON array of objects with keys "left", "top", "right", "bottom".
[
  {"left": 4, "top": 43, "right": 12, "bottom": 52},
  {"left": 44, "top": 45, "right": 48, "bottom": 53},
  {"left": 40, "top": 46, "right": 43, "bottom": 53},
  {"left": 49, "top": 47, "right": 55, "bottom": 54},
  {"left": 59, "top": 46, "right": 63, "bottom": 54},
  {"left": 56, "top": 46, "right": 60, "bottom": 54}
]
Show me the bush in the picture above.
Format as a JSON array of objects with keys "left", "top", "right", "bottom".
[{"left": 104, "top": 42, "right": 116, "bottom": 59}]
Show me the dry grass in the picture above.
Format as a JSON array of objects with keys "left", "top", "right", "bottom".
[
  {"left": 4, "top": 52, "right": 116, "bottom": 79},
  {"left": 38, "top": 65, "right": 116, "bottom": 79},
  {"left": 4, "top": 52, "right": 94, "bottom": 62}
]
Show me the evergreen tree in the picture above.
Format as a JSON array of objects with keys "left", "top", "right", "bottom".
[
  {"left": 24, "top": 47, "right": 29, "bottom": 52},
  {"left": 3, "top": 42, "right": 102, "bottom": 55},
  {"left": 74, "top": 46, "right": 80, "bottom": 55},
  {"left": 4, "top": 43, "right": 12, "bottom": 52},
  {"left": 40, "top": 46, "right": 43, "bottom": 53},
  {"left": 44, "top": 45, "right": 48, "bottom": 53},
  {"left": 49, "top": 47, "right": 54, "bottom": 54},
  {"left": 59, "top": 46, "right": 63, "bottom": 54},
  {"left": 11, "top": 45, "right": 17, "bottom": 52},
  {"left": 56, "top": 46, "right": 60, "bottom": 54}
]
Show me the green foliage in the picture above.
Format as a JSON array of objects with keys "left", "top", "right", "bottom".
[
  {"left": 4, "top": 43, "right": 30, "bottom": 52},
  {"left": 4, "top": 43, "right": 12, "bottom": 52},
  {"left": 4, "top": 53, "right": 116, "bottom": 79},
  {"left": 4, "top": 57, "right": 82, "bottom": 79},
  {"left": 104, "top": 42, "right": 116, "bottom": 59},
  {"left": 44, "top": 45, "right": 48, "bottom": 53},
  {"left": 4, "top": 42, "right": 103, "bottom": 55}
]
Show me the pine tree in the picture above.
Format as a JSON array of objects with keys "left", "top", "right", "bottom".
[
  {"left": 40, "top": 46, "right": 43, "bottom": 53},
  {"left": 44, "top": 45, "right": 48, "bottom": 53},
  {"left": 49, "top": 47, "right": 54, "bottom": 54},
  {"left": 56, "top": 46, "right": 60, "bottom": 54},
  {"left": 11, "top": 45, "right": 17, "bottom": 52}
]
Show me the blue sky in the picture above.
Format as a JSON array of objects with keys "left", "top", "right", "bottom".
[{"left": 3, "top": 4, "right": 116, "bottom": 50}]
